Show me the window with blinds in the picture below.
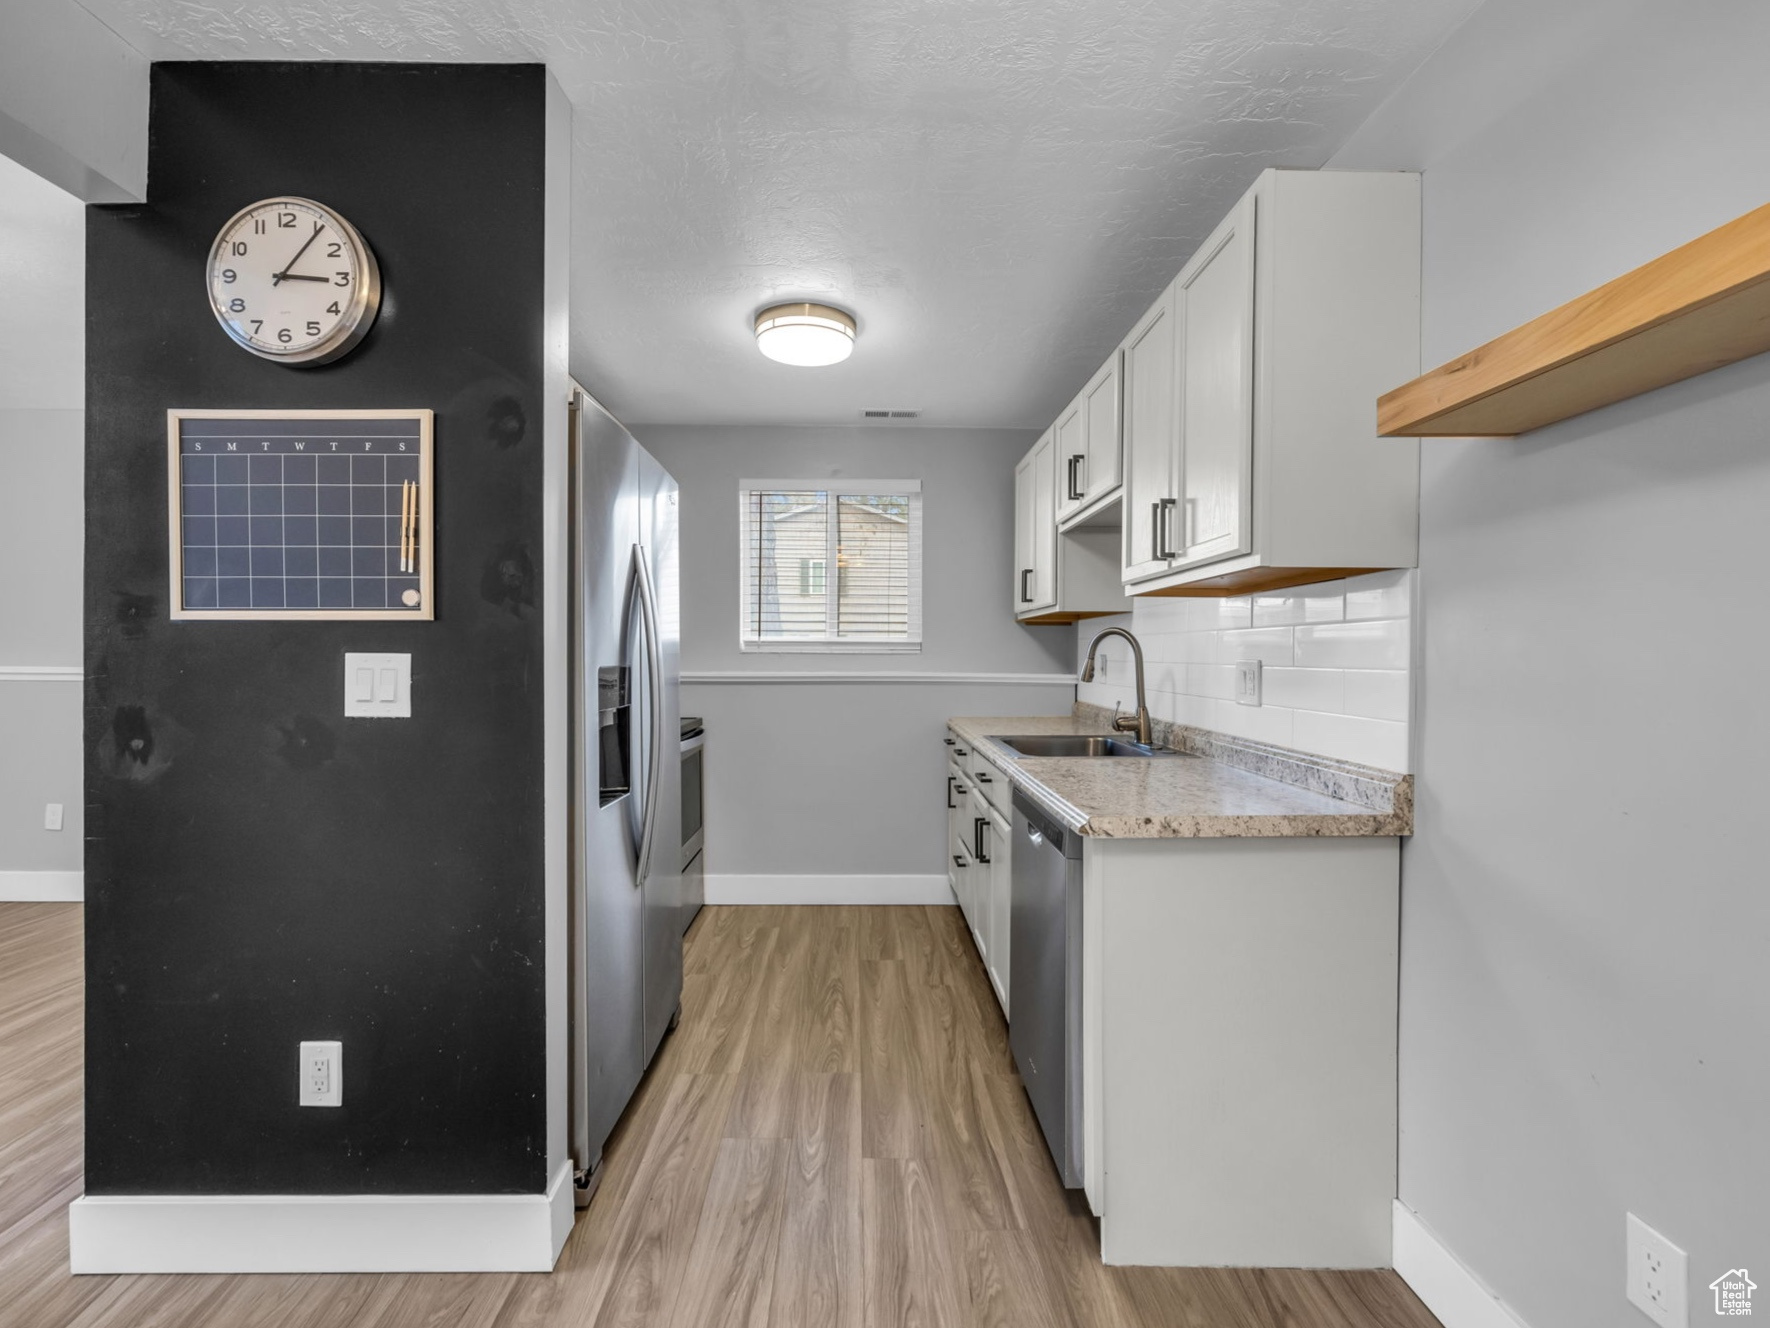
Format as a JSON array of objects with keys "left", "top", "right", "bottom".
[{"left": 738, "top": 479, "right": 923, "bottom": 652}]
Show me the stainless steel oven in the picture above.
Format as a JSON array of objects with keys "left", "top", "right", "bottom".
[{"left": 679, "top": 719, "right": 704, "bottom": 932}]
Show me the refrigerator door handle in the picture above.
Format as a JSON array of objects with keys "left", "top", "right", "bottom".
[{"left": 632, "top": 541, "right": 665, "bottom": 888}]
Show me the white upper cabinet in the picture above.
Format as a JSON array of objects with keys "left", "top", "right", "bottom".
[
  {"left": 1015, "top": 422, "right": 1130, "bottom": 624},
  {"left": 1175, "top": 194, "right": 1255, "bottom": 569},
  {"left": 1056, "top": 350, "right": 1123, "bottom": 526},
  {"left": 1013, "top": 429, "right": 1058, "bottom": 615},
  {"left": 1120, "top": 279, "right": 1180, "bottom": 583},
  {"left": 1120, "top": 169, "right": 1421, "bottom": 597}
]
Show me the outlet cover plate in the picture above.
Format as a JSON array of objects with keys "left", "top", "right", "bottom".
[
  {"left": 1626, "top": 1213, "right": 1687, "bottom": 1327},
  {"left": 1235, "top": 659, "right": 1263, "bottom": 707},
  {"left": 299, "top": 1040, "right": 343, "bottom": 1108}
]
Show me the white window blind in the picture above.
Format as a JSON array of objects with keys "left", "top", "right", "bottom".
[{"left": 739, "top": 479, "right": 922, "bottom": 652}]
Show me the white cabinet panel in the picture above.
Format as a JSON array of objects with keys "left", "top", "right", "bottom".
[
  {"left": 1120, "top": 280, "right": 1180, "bottom": 584},
  {"left": 1012, "top": 430, "right": 1057, "bottom": 615},
  {"left": 1054, "top": 398, "right": 1086, "bottom": 522},
  {"left": 1080, "top": 352, "right": 1122, "bottom": 505},
  {"left": 1175, "top": 194, "right": 1255, "bottom": 569}
]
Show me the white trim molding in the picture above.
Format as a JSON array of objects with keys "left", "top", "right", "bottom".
[
  {"left": 0, "top": 665, "right": 82, "bottom": 682},
  {"left": 706, "top": 874, "right": 954, "bottom": 905},
  {"left": 683, "top": 670, "right": 1075, "bottom": 686},
  {"left": 1393, "top": 1200, "right": 1532, "bottom": 1328},
  {"left": 69, "top": 1161, "right": 575, "bottom": 1274},
  {"left": 0, "top": 871, "right": 83, "bottom": 901}
]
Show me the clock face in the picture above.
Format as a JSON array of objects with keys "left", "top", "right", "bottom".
[{"left": 206, "top": 197, "right": 381, "bottom": 366}]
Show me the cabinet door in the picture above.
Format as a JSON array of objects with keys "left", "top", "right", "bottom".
[
  {"left": 986, "top": 807, "right": 1011, "bottom": 1013},
  {"left": 1120, "top": 279, "right": 1180, "bottom": 583},
  {"left": 947, "top": 760, "right": 970, "bottom": 908},
  {"left": 1080, "top": 351, "right": 1122, "bottom": 507},
  {"left": 1012, "top": 451, "right": 1033, "bottom": 615},
  {"left": 1053, "top": 397, "right": 1086, "bottom": 522},
  {"left": 1015, "top": 430, "right": 1058, "bottom": 614},
  {"left": 969, "top": 787, "right": 995, "bottom": 960},
  {"left": 1174, "top": 193, "right": 1256, "bottom": 569}
]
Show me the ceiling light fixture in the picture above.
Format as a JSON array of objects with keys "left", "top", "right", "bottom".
[{"left": 753, "top": 302, "right": 856, "bottom": 367}]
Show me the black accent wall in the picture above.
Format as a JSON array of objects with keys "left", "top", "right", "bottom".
[{"left": 84, "top": 63, "right": 550, "bottom": 1195}]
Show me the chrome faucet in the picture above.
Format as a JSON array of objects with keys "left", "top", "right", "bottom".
[{"left": 1080, "top": 626, "right": 1153, "bottom": 746}]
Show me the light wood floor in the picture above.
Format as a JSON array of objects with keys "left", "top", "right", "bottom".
[{"left": 0, "top": 901, "right": 1441, "bottom": 1327}]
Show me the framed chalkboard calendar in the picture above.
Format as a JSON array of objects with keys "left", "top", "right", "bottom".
[{"left": 166, "top": 409, "right": 434, "bottom": 621}]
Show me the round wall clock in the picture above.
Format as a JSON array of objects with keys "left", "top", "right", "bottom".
[{"left": 206, "top": 197, "right": 381, "bottom": 366}]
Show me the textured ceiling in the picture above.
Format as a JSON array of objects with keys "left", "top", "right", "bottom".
[
  {"left": 73, "top": 0, "right": 1482, "bottom": 427},
  {"left": 0, "top": 152, "right": 84, "bottom": 411}
]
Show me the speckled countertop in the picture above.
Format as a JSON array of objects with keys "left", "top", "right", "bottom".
[{"left": 947, "top": 710, "right": 1411, "bottom": 839}]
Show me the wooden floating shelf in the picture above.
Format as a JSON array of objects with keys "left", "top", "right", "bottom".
[{"left": 1378, "top": 201, "right": 1770, "bottom": 437}]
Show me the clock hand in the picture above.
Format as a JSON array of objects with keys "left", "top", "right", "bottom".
[
  {"left": 272, "top": 223, "right": 325, "bottom": 286},
  {"left": 276, "top": 274, "right": 331, "bottom": 283}
]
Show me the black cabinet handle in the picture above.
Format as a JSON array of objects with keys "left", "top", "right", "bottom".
[
  {"left": 976, "top": 772, "right": 991, "bottom": 784},
  {"left": 947, "top": 777, "right": 957, "bottom": 810},
  {"left": 1067, "top": 453, "right": 1085, "bottom": 501},
  {"left": 974, "top": 816, "right": 990, "bottom": 863},
  {"left": 955, "top": 746, "right": 968, "bottom": 757},
  {"left": 954, "top": 853, "right": 968, "bottom": 870},
  {"left": 944, "top": 737, "right": 955, "bottom": 746},
  {"left": 1020, "top": 568, "right": 1034, "bottom": 603},
  {"left": 1157, "top": 496, "right": 1179, "bottom": 559}
]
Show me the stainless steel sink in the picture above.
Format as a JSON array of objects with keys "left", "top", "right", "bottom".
[{"left": 991, "top": 734, "right": 1189, "bottom": 759}]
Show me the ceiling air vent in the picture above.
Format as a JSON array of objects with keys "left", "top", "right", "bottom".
[{"left": 860, "top": 409, "right": 920, "bottom": 420}]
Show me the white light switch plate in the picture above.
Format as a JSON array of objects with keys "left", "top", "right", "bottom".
[
  {"left": 344, "top": 653, "right": 411, "bottom": 718},
  {"left": 44, "top": 803, "right": 64, "bottom": 831}
]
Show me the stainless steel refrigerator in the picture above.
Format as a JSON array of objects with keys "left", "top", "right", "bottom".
[{"left": 568, "top": 386, "right": 684, "bottom": 1202}]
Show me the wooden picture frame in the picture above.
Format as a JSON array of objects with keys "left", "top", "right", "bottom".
[{"left": 166, "top": 408, "right": 434, "bottom": 621}]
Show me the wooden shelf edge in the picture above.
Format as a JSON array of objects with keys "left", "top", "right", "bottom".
[
  {"left": 1133, "top": 567, "right": 1392, "bottom": 599},
  {"left": 1378, "top": 201, "right": 1770, "bottom": 438}
]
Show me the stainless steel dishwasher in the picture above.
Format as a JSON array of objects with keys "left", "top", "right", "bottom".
[{"left": 1009, "top": 788, "right": 1084, "bottom": 1188}]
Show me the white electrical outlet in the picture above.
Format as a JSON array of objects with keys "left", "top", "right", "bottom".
[
  {"left": 1235, "top": 659, "right": 1263, "bottom": 707},
  {"left": 44, "top": 803, "right": 63, "bottom": 831},
  {"left": 299, "top": 1041, "right": 343, "bottom": 1108},
  {"left": 1627, "top": 1213, "right": 1687, "bottom": 1327}
]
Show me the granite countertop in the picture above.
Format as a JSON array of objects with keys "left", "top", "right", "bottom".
[{"left": 947, "top": 710, "right": 1412, "bottom": 839}]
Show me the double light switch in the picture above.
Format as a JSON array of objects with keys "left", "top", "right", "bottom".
[{"left": 344, "top": 653, "right": 412, "bottom": 718}]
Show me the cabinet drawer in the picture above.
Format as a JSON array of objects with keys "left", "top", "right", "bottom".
[{"left": 966, "top": 751, "right": 1008, "bottom": 813}]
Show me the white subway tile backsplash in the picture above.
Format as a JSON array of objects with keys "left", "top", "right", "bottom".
[
  {"left": 1291, "top": 709, "right": 1409, "bottom": 772},
  {"left": 1252, "top": 585, "right": 1347, "bottom": 627},
  {"left": 1293, "top": 618, "right": 1410, "bottom": 671},
  {"left": 1091, "top": 571, "right": 1415, "bottom": 772},
  {"left": 1187, "top": 662, "right": 1237, "bottom": 700},
  {"left": 1219, "top": 626, "right": 1295, "bottom": 666},
  {"left": 1342, "top": 570, "right": 1412, "bottom": 622},
  {"left": 1262, "top": 667, "right": 1345, "bottom": 714},
  {"left": 1342, "top": 669, "right": 1410, "bottom": 722}
]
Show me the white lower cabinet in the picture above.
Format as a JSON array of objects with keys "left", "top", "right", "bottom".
[
  {"left": 1081, "top": 834, "right": 1401, "bottom": 1267},
  {"left": 943, "top": 731, "right": 1011, "bottom": 1018},
  {"left": 983, "top": 804, "right": 1010, "bottom": 1010}
]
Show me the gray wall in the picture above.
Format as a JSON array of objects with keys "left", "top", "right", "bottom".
[
  {"left": 0, "top": 391, "right": 84, "bottom": 881},
  {"left": 637, "top": 424, "right": 1074, "bottom": 879},
  {"left": 1332, "top": 1, "right": 1769, "bottom": 1323}
]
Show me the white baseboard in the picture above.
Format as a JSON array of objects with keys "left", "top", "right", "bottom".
[
  {"left": 0, "top": 871, "right": 83, "bottom": 902},
  {"left": 1393, "top": 1199, "right": 1530, "bottom": 1328},
  {"left": 68, "top": 1161, "right": 575, "bottom": 1274},
  {"left": 705, "top": 873, "right": 954, "bottom": 905}
]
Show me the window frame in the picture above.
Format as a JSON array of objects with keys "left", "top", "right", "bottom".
[{"left": 737, "top": 477, "right": 923, "bottom": 654}]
